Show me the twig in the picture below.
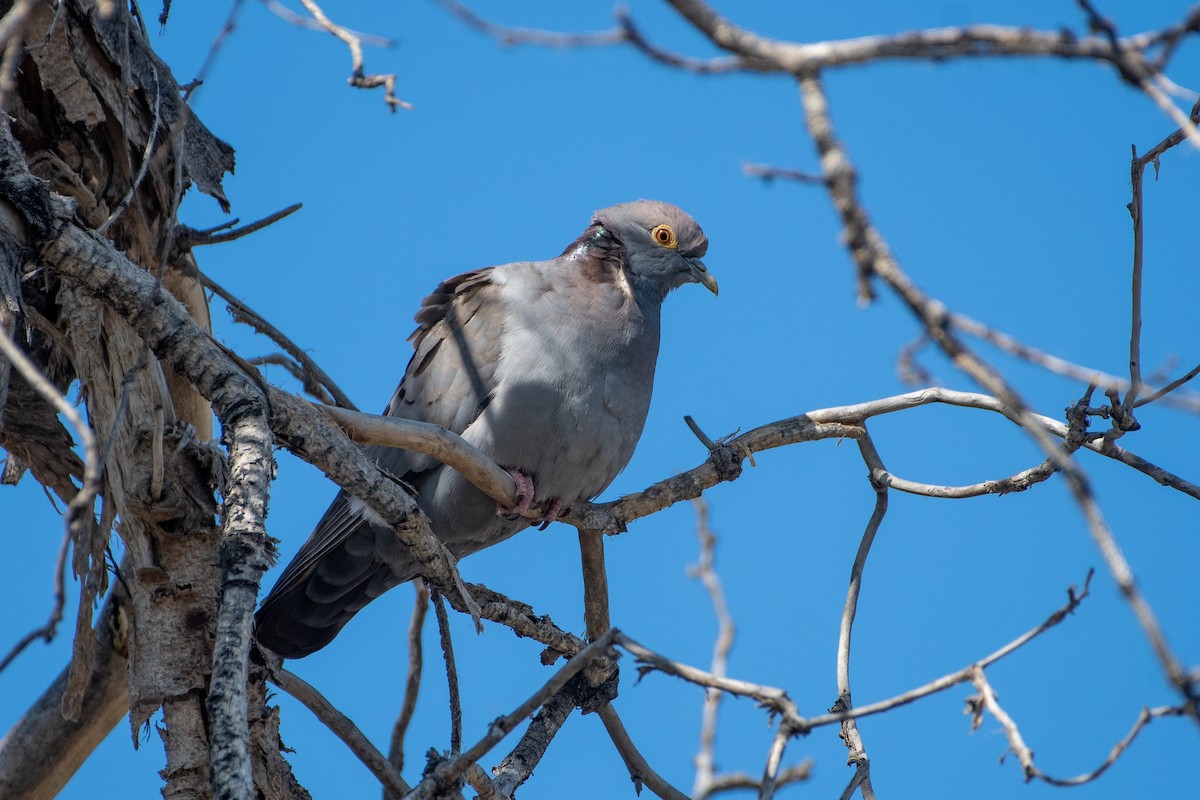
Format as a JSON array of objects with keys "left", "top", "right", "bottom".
[
  {"left": 262, "top": 0, "right": 391, "bottom": 47},
  {"left": 0, "top": 325, "right": 100, "bottom": 560},
  {"left": 701, "top": 763, "right": 810, "bottom": 797},
  {"left": 406, "top": 630, "right": 617, "bottom": 798},
  {"left": 274, "top": 668, "right": 412, "bottom": 796},
  {"left": 97, "top": 62, "right": 162, "bottom": 235},
  {"left": 317, "top": 403, "right": 518, "bottom": 507},
  {"left": 949, "top": 311, "right": 1200, "bottom": 414},
  {"left": 177, "top": 202, "right": 302, "bottom": 248},
  {"left": 1135, "top": 360, "right": 1200, "bottom": 407},
  {"left": 756, "top": 726, "right": 792, "bottom": 800},
  {"left": 1036, "top": 703, "right": 1188, "bottom": 785},
  {"left": 684, "top": 414, "right": 717, "bottom": 450},
  {"left": 618, "top": 571, "right": 1095, "bottom": 735},
  {"left": 614, "top": 6, "right": 744, "bottom": 73},
  {"left": 619, "top": 631, "right": 801, "bottom": 718},
  {"left": 463, "top": 763, "right": 502, "bottom": 800},
  {"left": 1139, "top": 95, "right": 1200, "bottom": 168},
  {"left": 490, "top": 687, "right": 576, "bottom": 797},
  {"left": 689, "top": 499, "right": 736, "bottom": 799},
  {"left": 248, "top": 353, "right": 335, "bottom": 405},
  {"left": 573, "top": 386, "right": 1200, "bottom": 542},
  {"left": 665, "top": 0, "right": 1200, "bottom": 77},
  {"left": 742, "top": 162, "right": 825, "bottom": 184},
  {"left": 450, "top": 582, "right": 586, "bottom": 658},
  {"left": 434, "top": 0, "right": 623, "bottom": 48},
  {"left": 201, "top": 272, "right": 357, "bottom": 410},
  {"left": 185, "top": 0, "right": 242, "bottom": 104},
  {"left": 0, "top": 526, "right": 71, "bottom": 673},
  {"left": 578, "top": 530, "right": 611, "bottom": 637},
  {"left": 1076, "top": 0, "right": 1200, "bottom": 150},
  {"left": 968, "top": 667, "right": 1190, "bottom": 786},
  {"left": 294, "top": 0, "right": 411, "bottom": 110},
  {"left": 793, "top": 66, "right": 1198, "bottom": 721},
  {"left": 827, "top": 434, "right": 889, "bottom": 800},
  {"left": 431, "top": 591, "right": 462, "bottom": 755},
  {"left": 598, "top": 706, "right": 691, "bottom": 800},
  {"left": 387, "top": 582, "right": 430, "bottom": 780},
  {"left": 1126, "top": 141, "right": 1146, "bottom": 411}
]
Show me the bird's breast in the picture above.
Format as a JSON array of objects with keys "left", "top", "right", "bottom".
[{"left": 468, "top": 280, "right": 661, "bottom": 502}]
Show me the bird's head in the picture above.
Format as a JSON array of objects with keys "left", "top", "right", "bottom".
[{"left": 588, "top": 200, "right": 717, "bottom": 300}]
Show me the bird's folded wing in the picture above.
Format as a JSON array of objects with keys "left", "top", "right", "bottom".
[{"left": 261, "top": 268, "right": 507, "bottom": 606}]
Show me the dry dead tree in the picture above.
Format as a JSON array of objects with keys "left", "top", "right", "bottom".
[{"left": 0, "top": 1, "right": 1197, "bottom": 799}]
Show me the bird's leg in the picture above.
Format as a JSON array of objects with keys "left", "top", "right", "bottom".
[
  {"left": 537, "top": 499, "right": 563, "bottom": 531},
  {"left": 497, "top": 469, "right": 535, "bottom": 519}
]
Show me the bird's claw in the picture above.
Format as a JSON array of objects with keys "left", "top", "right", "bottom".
[
  {"left": 498, "top": 469, "right": 535, "bottom": 519},
  {"left": 537, "top": 499, "right": 563, "bottom": 531}
]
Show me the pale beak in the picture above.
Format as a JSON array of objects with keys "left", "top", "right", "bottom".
[{"left": 687, "top": 257, "right": 719, "bottom": 296}]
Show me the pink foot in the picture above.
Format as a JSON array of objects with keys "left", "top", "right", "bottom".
[
  {"left": 497, "top": 469, "right": 534, "bottom": 519},
  {"left": 537, "top": 499, "right": 563, "bottom": 531}
]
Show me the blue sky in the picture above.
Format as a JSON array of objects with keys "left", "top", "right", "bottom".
[{"left": 3, "top": 2, "right": 1199, "bottom": 798}]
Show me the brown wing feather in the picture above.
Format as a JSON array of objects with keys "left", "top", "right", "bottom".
[{"left": 255, "top": 269, "right": 507, "bottom": 656}]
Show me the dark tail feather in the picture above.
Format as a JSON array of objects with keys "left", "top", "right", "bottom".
[{"left": 254, "top": 524, "right": 411, "bottom": 659}]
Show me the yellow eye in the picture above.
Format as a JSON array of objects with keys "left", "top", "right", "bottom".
[{"left": 651, "top": 223, "right": 678, "bottom": 249}]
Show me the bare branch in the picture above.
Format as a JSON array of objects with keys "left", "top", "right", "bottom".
[
  {"left": 0, "top": 585, "right": 131, "bottom": 799},
  {"left": 247, "top": 353, "right": 335, "bottom": 406},
  {"left": 614, "top": 6, "right": 743, "bottom": 74},
  {"left": 318, "top": 403, "right": 517, "bottom": 507},
  {"left": 451, "top": 582, "right": 585, "bottom": 658},
  {"left": 948, "top": 310, "right": 1200, "bottom": 414},
  {"left": 262, "top": 0, "right": 391, "bottom": 47},
  {"left": 489, "top": 687, "right": 575, "bottom": 797},
  {"left": 619, "top": 571, "right": 1096, "bottom": 736},
  {"left": 0, "top": 324, "right": 100, "bottom": 571},
  {"left": 97, "top": 61, "right": 163, "bottom": 235},
  {"left": 406, "top": 630, "right": 617, "bottom": 798},
  {"left": 275, "top": 668, "right": 412, "bottom": 797},
  {"left": 756, "top": 726, "right": 792, "bottom": 800},
  {"left": 0, "top": 526, "right": 71, "bottom": 673},
  {"left": 597, "top": 706, "right": 691, "bottom": 800},
  {"left": 827, "top": 434, "right": 889, "bottom": 799},
  {"left": 618, "top": 631, "right": 801, "bottom": 719},
  {"left": 463, "top": 763, "right": 502, "bottom": 800},
  {"left": 688, "top": 499, "right": 741, "bottom": 800},
  {"left": 1135, "top": 360, "right": 1200, "bottom": 407},
  {"left": 742, "top": 162, "right": 825, "bottom": 184},
  {"left": 1127, "top": 140, "right": 1147, "bottom": 411},
  {"left": 201, "top": 272, "right": 357, "bottom": 410},
  {"left": 292, "top": 0, "right": 411, "bottom": 111},
  {"left": 432, "top": 591, "right": 462, "bottom": 756},
  {"left": 968, "top": 667, "right": 1191, "bottom": 786},
  {"left": 434, "top": 0, "right": 622, "bottom": 48},
  {"left": 665, "top": 0, "right": 1200, "bottom": 83},
  {"left": 1075, "top": 0, "right": 1200, "bottom": 149},
  {"left": 387, "top": 582, "right": 430, "bottom": 781},
  {"left": 700, "top": 763, "right": 810, "bottom": 798},
  {"left": 178, "top": 202, "right": 302, "bottom": 248},
  {"left": 793, "top": 67, "right": 1198, "bottom": 720},
  {"left": 208, "top": 392, "right": 274, "bottom": 800}
]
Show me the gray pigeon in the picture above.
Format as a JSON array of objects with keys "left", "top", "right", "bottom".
[{"left": 255, "top": 200, "right": 716, "bottom": 658}]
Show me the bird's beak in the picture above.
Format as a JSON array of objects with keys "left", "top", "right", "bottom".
[{"left": 687, "top": 257, "right": 719, "bottom": 296}]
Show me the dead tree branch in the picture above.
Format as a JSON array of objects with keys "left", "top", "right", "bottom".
[
  {"left": 291, "top": 0, "right": 411, "bottom": 111},
  {"left": 275, "top": 668, "right": 412, "bottom": 796}
]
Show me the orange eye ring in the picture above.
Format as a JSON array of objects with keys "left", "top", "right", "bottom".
[{"left": 651, "top": 223, "right": 678, "bottom": 249}]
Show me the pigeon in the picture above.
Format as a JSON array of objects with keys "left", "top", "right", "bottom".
[{"left": 254, "top": 200, "right": 716, "bottom": 658}]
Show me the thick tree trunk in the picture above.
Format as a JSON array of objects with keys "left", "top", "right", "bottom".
[{"left": 0, "top": 1, "right": 301, "bottom": 796}]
